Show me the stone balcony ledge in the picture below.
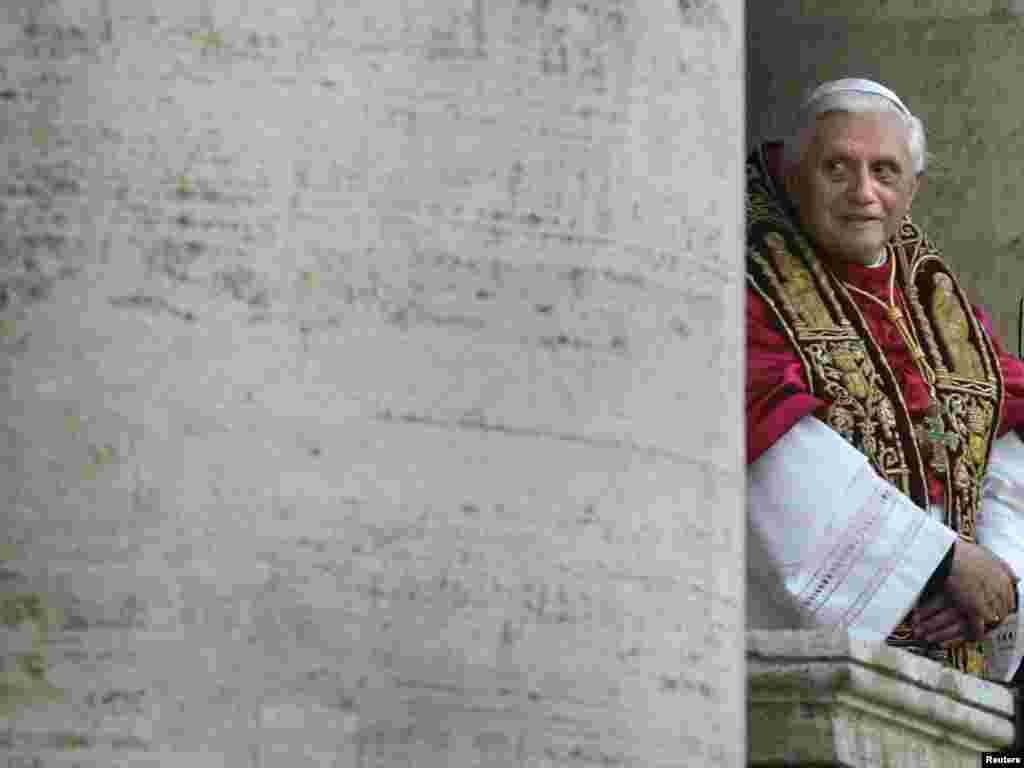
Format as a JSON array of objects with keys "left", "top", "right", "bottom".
[{"left": 748, "top": 629, "right": 1016, "bottom": 766}]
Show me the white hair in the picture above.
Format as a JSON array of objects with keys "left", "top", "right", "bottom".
[{"left": 783, "top": 90, "right": 928, "bottom": 175}]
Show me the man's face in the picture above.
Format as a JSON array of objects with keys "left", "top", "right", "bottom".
[{"left": 784, "top": 110, "right": 920, "bottom": 266}]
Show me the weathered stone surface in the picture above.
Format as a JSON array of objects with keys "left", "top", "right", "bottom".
[
  {"left": 749, "top": 629, "right": 1016, "bottom": 767},
  {"left": 1, "top": 0, "right": 744, "bottom": 764}
]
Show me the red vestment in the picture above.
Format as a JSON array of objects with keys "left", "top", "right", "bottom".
[{"left": 747, "top": 263, "right": 1024, "bottom": 507}]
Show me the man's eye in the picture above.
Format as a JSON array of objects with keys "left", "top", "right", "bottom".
[
  {"left": 826, "top": 161, "right": 845, "bottom": 175},
  {"left": 874, "top": 166, "right": 897, "bottom": 182}
]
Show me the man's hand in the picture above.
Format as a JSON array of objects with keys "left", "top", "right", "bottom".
[
  {"left": 941, "top": 541, "right": 1018, "bottom": 641},
  {"left": 913, "top": 592, "right": 968, "bottom": 645}
]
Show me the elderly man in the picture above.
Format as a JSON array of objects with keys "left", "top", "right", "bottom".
[{"left": 746, "top": 77, "right": 1024, "bottom": 679}]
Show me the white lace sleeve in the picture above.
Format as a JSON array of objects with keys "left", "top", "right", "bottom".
[
  {"left": 979, "top": 431, "right": 1024, "bottom": 681},
  {"left": 748, "top": 415, "right": 956, "bottom": 639}
]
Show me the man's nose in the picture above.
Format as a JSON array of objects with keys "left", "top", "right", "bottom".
[{"left": 847, "top": 167, "right": 877, "bottom": 203}]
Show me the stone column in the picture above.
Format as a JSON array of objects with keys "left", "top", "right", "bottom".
[
  {"left": 747, "top": 2, "right": 1024, "bottom": 346},
  {"left": 0, "top": 0, "right": 744, "bottom": 765}
]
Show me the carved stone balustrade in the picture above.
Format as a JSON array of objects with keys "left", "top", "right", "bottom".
[{"left": 748, "top": 629, "right": 1016, "bottom": 767}]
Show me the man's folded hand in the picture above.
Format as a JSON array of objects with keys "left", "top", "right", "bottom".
[
  {"left": 943, "top": 541, "right": 1017, "bottom": 641},
  {"left": 913, "top": 592, "right": 967, "bottom": 645}
]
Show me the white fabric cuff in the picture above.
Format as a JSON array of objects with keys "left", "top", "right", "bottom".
[
  {"left": 979, "top": 431, "right": 1024, "bottom": 680},
  {"left": 748, "top": 415, "right": 955, "bottom": 640}
]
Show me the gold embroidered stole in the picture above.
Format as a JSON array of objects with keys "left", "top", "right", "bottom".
[{"left": 746, "top": 147, "right": 1004, "bottom": 675}]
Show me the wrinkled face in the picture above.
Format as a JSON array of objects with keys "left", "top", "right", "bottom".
[{"left": 784, "top": 110, "right": 920, "bottom": 266}]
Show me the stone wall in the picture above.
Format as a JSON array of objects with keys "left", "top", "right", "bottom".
[
  {"left": 1, "top": 0, "right": 744, "bottom": 765},
  {"left": 748, "top": 3, "right": 1024, "bottom": 348}
]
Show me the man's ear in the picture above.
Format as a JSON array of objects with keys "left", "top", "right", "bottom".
[
  {"left": 910, "top": 172, "right": 925, "bottom": 204},
  {"left": 905, "top": 172, "right": 923, "bottom": 213}
]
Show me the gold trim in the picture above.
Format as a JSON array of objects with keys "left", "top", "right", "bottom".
[{"left": 894, "top": 220, "right": 1004, "bottom": 543}]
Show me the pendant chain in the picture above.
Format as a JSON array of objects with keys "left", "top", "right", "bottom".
[
  {"left": 833, "top": 252, "right": 956, "bottom": 457},
  {"left": 838, "top": 251, "right": 936, "bottom": 390}
]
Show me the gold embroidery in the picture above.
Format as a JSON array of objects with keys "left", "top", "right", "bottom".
[
  {"left": 901, "top": 239, "right": 1005, "bottom": 551},
  {"left": 877, "top": 397, "right": 897, "bottom": 440},
  {"left": 967, "top": 401, "right": 994, "bottom": 467},
  {"left": 931, "top": 273, "right": 986, "bottom": 379},
  {"left": 804, "top": 333, "right": 914, "bottom": 497},
  {"left": 765, "top": 232, "right": 835, "bottom": 329},
  {"left": 916, "top": 403, "right": 954, "bottom": 477},
  {"left": 831, "top": 345, "right": 869, "bottom": 399},
  {"left": 827, "top": 403, "right": 857, "bottom": 442}
]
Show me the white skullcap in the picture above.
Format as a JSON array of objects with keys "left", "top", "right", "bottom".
[{"left": 801, "top": 78, "right": 912, "bottom": 117}]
